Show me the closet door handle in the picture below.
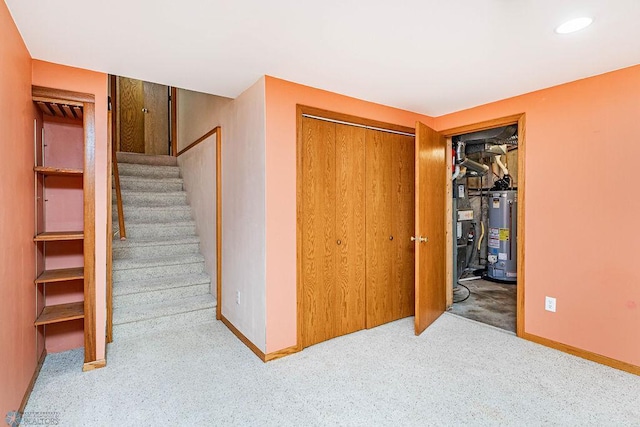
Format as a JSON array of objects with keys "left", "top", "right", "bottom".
[
  {"left": 336, "top": 239, "right": 342, "bottom": 245},
  {"left": 389, "top": 235, "right": 394, "bottom": 241}
]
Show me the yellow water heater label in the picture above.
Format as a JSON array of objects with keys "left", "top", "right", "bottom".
[{"left": 499, "top": 228, "right": 510, "bottom": 241}]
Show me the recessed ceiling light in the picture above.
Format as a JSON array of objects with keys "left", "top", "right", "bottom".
[{"left": 555, "top": 17, "right": 593, "bottom": 34}]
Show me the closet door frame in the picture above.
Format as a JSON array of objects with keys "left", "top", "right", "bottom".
[
  {"left": 296, "top": 105, "right": 415, "bottom": 350},
  {"left": 439, "top": 114, "right": 526, "bottom": 337}
]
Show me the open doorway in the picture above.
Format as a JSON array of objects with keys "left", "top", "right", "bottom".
[{"left": 442, "top": 115, "right": 525, "bottom": 334}]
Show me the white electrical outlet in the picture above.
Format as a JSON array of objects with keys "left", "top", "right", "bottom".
[
  {"left": 545, "top": 296, "right": 556, "bottom": 312},
  {"left": 236, "top": 291, "right": 241, "bottom": 305}
]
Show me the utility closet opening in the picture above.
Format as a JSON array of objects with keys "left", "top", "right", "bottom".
[{"left": 448, "top": 124, "right": 519, "bottom": 333}]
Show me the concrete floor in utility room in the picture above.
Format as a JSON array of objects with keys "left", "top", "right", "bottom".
[
  {"left": 450, "top": 278, "right": 517, "bottom": 332},
  {"left": 24, "top": 314, "right": 640, "bottom": 426}
]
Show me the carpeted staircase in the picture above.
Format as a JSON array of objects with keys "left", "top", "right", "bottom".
[{"left": 112, "top": 152, "right": 216, "bottom": 340}]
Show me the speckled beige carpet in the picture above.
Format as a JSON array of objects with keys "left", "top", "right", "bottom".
[{"left": 24, "top": 313, "right": 639, "bottom": 426}]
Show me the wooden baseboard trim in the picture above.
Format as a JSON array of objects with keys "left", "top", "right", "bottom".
[
  {"left": 221, "top": 315, "right": 266, "bottom": 361},
  {"left": 264, "top": 345, "right": 301, "bottom": 362},
  {"left": 220, "top": 316, "right": 301, "bottom": 363},
  {"left": 19, "top": 350, "right": 47, "bottom": 413},
  {"left": 82, "top": 359, "right": 107, "bottom": 372},
  {"left": 523, "top": 332, "right": 639, "bottom": 376}
]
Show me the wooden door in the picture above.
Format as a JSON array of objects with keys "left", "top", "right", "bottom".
[
  {"left": 366, "top": 130, "right": 415, "bottom": 328},
  {"left": 301, "top": 117, "right": 366, "bottom": 347},
  {"left": 118, "top": 77, "right": 169, "bottom": 155},
  {"left": 301, "top": 117, "right": 336, "bottom": 347},
  {"left": 391, "top": 133, "right": 416, "bottom": 320},
  {"left": 335, "top": 123, "right": 366, "bottom": 335},
  {"left": 414, "top": 121, "right": 447, "bottom": 335},
  {"left": 365, "top": 129, "right": 393, "bottom": 328},
  {"left": 118, "top": 77, "right": 144, "bottom": 153},
  {"left": 143, "top": 81, "right": 169, "bottom": 155}
]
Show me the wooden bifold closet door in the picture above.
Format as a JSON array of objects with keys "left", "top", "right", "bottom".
[
  {"left": 365, "top": 130, "right": 415, "bottom": 328},
  {"left": 301, "top": 117, "right": 366, "bottom": 348},
  {"left": 301, "top": 116, "right": 415, "bottom": 348}
]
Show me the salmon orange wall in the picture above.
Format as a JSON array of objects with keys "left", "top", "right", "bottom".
[
  {"left": 32, "top": 60, "right": 109, "bottom": 362},
  {"left": 264, "top": 76, "right": 434, "bottom": 353},
  {"left": 0, "top": 0, "right": 38, "bottom": 417},
  {"left": 434, "top": 65, "right": 640, "bottom": 367}
]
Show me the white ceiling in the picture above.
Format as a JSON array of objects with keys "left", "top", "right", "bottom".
[{"left": 6, "top": 0, "right": 640, "bottom": 116}]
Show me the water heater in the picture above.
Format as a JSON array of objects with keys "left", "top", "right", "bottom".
[{"left": 487, "top": 190, "right": 517, "bottom": 283}]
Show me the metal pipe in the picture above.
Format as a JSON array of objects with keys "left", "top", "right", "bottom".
[
  {"left": 459, "top": 276, "right": 482, "bottom": 282},
  {"left": 495, "top": 155, "right": 509, "bottom": 176}
]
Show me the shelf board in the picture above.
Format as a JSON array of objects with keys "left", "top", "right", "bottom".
[
  {"left": 35, "top": 267, "right": 84, "bottom": 284},
  {"left": 34, "top": 231, "right": 84, "bottom": 242},
  {"left": 34, "top": 166, "right": 83, "bottom": 176},
  {"left": 34, "top": 301, "right": 84, "bottom": 326}
]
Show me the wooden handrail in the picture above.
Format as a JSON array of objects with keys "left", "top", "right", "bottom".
[
  {"left": 113, "top": 138, "right": 126, "bottom": 240},
  {"left": 177, "top": 126, "right": 220, "bottom": 156}
]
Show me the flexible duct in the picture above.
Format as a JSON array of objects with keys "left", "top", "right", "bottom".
[
  {"left": 456, "top": 125, "right": 517, "bottom": 144},
  {"left": 495, "top": 155, "right": 509, "bottom": 176},
  {"left": 461, "top": 158, "right": 489, "bottom": 175},
  {"left": 452, "top": 165, "right": 461, "bottom": 181},
  {"left": 456, "top": 141, "right": 465, "bottom": 162}
]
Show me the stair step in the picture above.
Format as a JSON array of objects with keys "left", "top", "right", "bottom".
[
  {"left": 118, "top": 163, "right": 180, "bottom": 178},
  {"left": 117, "top": 176, "right": 184, "bottom": 192},
  {"left": 115, "top": 220, "right": 197, "bottom": 239},
  {"left": 113, "top": 306, "right": 216, "bottom": 341},
  {"left": 114, "top": 294, "right": 216, "bottom": 324},
  {"left": 113, "top": 273, "right": 211, "bottom": 307},
  {"left": 113, "top": 205, "right": 192, "bottom": 222},
  {"left": 113, "top": 236, "right": 201, "bottom": 259},
  {"left": 113, "top": 235, "right": 200, "bottom": 248},
  {"left": 114, "top": 283, "right": 211, "bottom": 308},
  {"left": 116, "top": 190, "right": 187, "bottom": 207},
  {"left": 113, "top": 254, "right": 205, "bottom": 281},
  {"left": 113, "top": 253, "right": 204, "bottom": 271},
  {"left": 111, "top": 156, "right": 216, "bottom": 339},
  {"left": 114, "top": 272, "right": 211, "bottom": 295},
  {"left": 116, "top": 152, "right": 178, "bottom": 166},
  {"left": 112, "top": 295, "right": 216, "bottom": 340}
]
